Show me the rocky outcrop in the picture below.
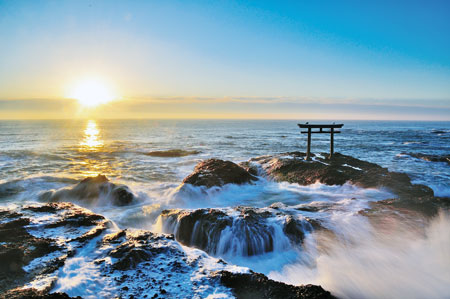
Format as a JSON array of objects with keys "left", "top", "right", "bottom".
[
  {"left": 247, "top": 152, "right": 450, "bottom": 215},
  {"left": 39, "top": 174, "right": 135, "bottom": 206},
  {"left": 182, "top": 159, "right": 258, "bottom": 188},
  {"left": 0, "top": 203, "right": 333, "bottom": 298},
  {"left": 1, "top": 289, "right": 80, "bottom": 299},
  {"left": 0, "top": 202, "right": 108, "bottom": 296},
  {"left": 219, "top": 271, "right": 335, "bottom": 299},
  {"left": 159, "top": 206, "right": 316, "bottom": 257},
  {"left": 403, "top": 152, "right": 450, "bottom": 165},
  {"left": 256, "top": 151, "right": 431, "bottom": 193},
  {"left": 145, "top": 149, "right": 201, "bottom": 157}
]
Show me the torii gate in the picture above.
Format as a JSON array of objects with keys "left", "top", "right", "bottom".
[{"left": 298, "top": 123, "right": 344, "bottom": 160}]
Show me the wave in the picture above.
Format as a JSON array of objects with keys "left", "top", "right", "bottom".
[
  {"left": 269, "top": 211, "right": 450, "bottom": 299},
  {"left": 39, "top": 174, "right": 137, "bottom": 207}
]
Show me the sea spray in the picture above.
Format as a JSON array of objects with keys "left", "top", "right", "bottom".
[{"left": 269, "top": 211, "right": 450, "bottom": 299}]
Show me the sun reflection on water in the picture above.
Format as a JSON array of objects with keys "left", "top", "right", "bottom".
[
  {"left": 76, "top": 120, "right": 112, "bottom": 177},
  {"left": 80, "top": 120, "right": 103, "bottom": 149}
]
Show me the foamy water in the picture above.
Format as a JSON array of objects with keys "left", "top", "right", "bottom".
[{"left": 0, "top": 120, "right": 449, "bottom": 297}]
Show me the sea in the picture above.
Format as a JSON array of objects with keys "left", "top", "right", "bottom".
[{"left": 1, "top": 119, "right": 449, "bottom": 298}]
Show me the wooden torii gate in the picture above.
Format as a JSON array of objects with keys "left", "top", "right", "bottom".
[{"left": 298, "top": 123, "right": 344, "bottom": 160}]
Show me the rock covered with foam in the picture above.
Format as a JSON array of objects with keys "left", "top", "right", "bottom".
[
  {"left": 0, "top": 202, "right": 108, "bottom": 297},
  {"left": 158, "top": 206, "right": 317, "bottom": 257},
  {"left": 0, "top": 202, "right": 333, "bottom": 298},
  {"left": 39, "top": 174, "right": 135, "bottom": 206},
  {"left": 250, "top": 152, "right": 449, "bottom": 215}
]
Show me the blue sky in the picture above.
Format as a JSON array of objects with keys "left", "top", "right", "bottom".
[{"left": 0, "top": 0, "right": 449, "bottom": 119}]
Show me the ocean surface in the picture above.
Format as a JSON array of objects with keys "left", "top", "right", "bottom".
[{"left": 1, "top": 119, "right": 449, "bottom": 298}]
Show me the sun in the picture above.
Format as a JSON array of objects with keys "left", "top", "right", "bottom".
[{"left": 67, "top": 78, "right": 117, "bottom": 107}]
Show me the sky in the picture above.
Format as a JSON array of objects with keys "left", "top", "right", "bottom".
[{"left": 0, "top": 0, "right": 449, "bottom": 120}]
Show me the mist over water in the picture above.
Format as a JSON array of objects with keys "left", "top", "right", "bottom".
[
  {"left": 270, "top": 212, "right": 450, "bottom": 299},
  {"left": 0, "top": 119, "right": 449, "bottom": 297}
]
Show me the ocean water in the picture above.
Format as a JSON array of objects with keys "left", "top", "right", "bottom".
[{"left": 1, "top": 119, "right": 449, "bottom": 298}]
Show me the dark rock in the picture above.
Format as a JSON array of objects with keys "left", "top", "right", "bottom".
[
  {"left": 0, "top": 203, "right": 109, "bottom": 296},
  {"left": 39, "top": 174, "right": 136, "bottom": 206},
  {"left": 103, "top": 230, "right": 181, "bottom": 271},
  {"left": 251, "top": 152, "right": 437, "bottom": 212},
  {"left": 218, "top": 271, "right": 335, "bottom": 299},
  {"left": 238, "top": 161, "right": 259, "bottom": 176},
  {"left": 283, "top": 216, "right": 313, "bottom": 244},
  {"left": 145, "top": 149, "right": 201, "bottom": 157},
  {"left": 182, "top": 159, "right": 257, "bottom": 188},
  {"left": 1, "top": 288, "right": 81, "bottom": 298},
  {"left": 402, "top": 152, "right": 450, "bottom": 165},
  {"left": 45, "top": 212, "right": 104, "bottom": 228},
  {"left": 113, "top": 186, "right": 134, "bottom": 206},
  {"left": 160, "top": 209, "right": 232, "bottom": 254},
  {"left": 0, "top": 248, "right": 24, "bottom": 273},
  {"left": 160, "top": 207, "right": 315, "bottom": 256}
]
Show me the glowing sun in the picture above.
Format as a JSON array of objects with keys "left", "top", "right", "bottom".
[{"left": 67, "top": 78, "right": 117, "bottom": 107}]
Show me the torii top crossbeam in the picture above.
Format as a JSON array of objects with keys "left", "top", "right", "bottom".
[{"left": 298, "top": 123, "right": 344, "bottom": 160}]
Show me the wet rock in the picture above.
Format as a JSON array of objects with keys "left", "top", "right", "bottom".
[
  {"left": 247, "top": 152, "right": 448, "bottom": 215},
  {"left": 104, "top": 230, "right": 180, "bottom": 271},
  {"left": 145, "top": 149, "right": 201, "bottom": 157},
  {"left": 0, "top": 248, "right": 24, "bottom": 273},
  {"left": 283, "top": 216, "right": 314, "bottom": 244},
  {"left": 238, "top": 161, "right": 260, "bottom": 176},
  {"left": 182, "top": 159, "right": 257, "bottom": 188},
  {"left": 403, "top": 152, "right": 450, "bottom": 165},
  {"left": 0, "top": 202, "right": 334, "bottom": 299},
  {"left": 160, "top": 207, "right": 315, "bottom": 257},
  {"left": 218, "top": 271, "right": 335, "bottom": 299},
  {"left": 39, "top": 174, "right": 135, "bottom": 206},
  {"left": 0, "top": 203, "right": 109, "bottom": 296},
  {"left": 252, "top": 152, "right": 434, "bottom": 199},
  {"left": 2, "top": 288, "right": 81, "bottom": 298}
]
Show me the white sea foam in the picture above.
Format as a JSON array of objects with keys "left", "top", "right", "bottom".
[{"left": 269, "top": 212, "right": 450, "bottom": 299}]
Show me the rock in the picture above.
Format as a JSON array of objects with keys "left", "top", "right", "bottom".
[
  {"left": 1, "top": 288, "right": 80, "bottom": 299},
  {"left": 39, "top": 174, "right": 135, "bottom": 206},
  {"left": 238, "top": 161, "right": 260, "bottom": 176},
  {"left": 0, "top": 202, "right": 335, "bottom": 299},
  {"left": 246, "top": 152, "right": 449, "bottom": 215},
  {"left": 403, "top": 152, "right": 450, "bottom": 165},
  {"left": 0, "top": 248, "right": 24, "bottom": 273},
  {"left": 252, "top": 152, "right": 434, "bottom": 200},
  {"left": 0, "top": 203, "right": 108, "bottom": 296},
  {"left": 218, "top": 271, "right": 335, "bottom": 299},
  {"left": 145, "top": 149, "right": 201, "bottom": 157},
  {"left": 160, "top": 207, "right": 315, "bottom": 257},
  {"left": 182, "top": 159, "right": 258, "bottom": 188}
]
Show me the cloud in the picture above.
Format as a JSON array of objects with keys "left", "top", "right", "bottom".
[
  {"left": 0, "top": 97, "right": 448, "bottom": 120},
  {"left": 124, "top": 96, "right": 450, "bottom": 108}
]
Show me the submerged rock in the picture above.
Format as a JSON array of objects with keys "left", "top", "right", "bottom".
[
  {"left": 145, "top": 149, "right": 201, "bottom": 157},
  {"left": 182, "top": 159, "right": 258, "bottom": 188},
  {"left": 159, "top": 206, "right": 316, "bottom": 257},
  {"left": 39, "top": 174, "right": 135, "bottom": 206},
  {"left": 403, "top": 152, "right": 450, "bottom": 165},
  {"left": 219, "top": 271, "right": 335, "bottom": 299}
]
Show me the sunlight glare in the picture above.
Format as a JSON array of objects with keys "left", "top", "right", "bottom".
[
  {"left": 80, "top": 120, "right": 103, "bottom": 149},
  {"left": 67, "top": 78, "right": 116, "bottom": 107}
]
